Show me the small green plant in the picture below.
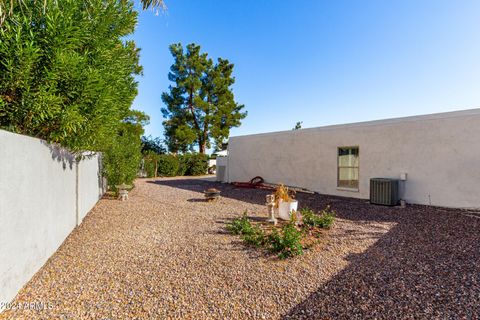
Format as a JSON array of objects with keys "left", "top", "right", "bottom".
[
  {"left": 242, "top": 224, "right": 266, "bottom": 247},
  {"left": 301, "top": 206, "right": 336, "bottom": 229},
  {"left": 227, "top": 212, "right": 266, "bottom": 247},
  {"left": 301, "top": 207, "right": 321, "bottom": 227},
  {"left": 268, "top": 222, "right": 303, "bottom": 259},
  {"left": 318, "top": 206, "right": 336, "bottom": 229},
  {"left": 227, "top": 208, "right": 335, "bottom": 259},
  {"left": 226, "top": 212, "right": 251, "bottom": 235}
]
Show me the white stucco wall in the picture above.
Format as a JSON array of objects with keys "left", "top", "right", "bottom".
[
  {"left": 216, "top": 156, "right": 228, "bottom": 182},
  {"left": 77, "top": 153, "right": 104, "bottom": 223},
  {"left": 0, "top": 130, "right": 104, "bottom": 306},
  {"left": 228, "top": 109, "right": 480, "bottom": 209}
]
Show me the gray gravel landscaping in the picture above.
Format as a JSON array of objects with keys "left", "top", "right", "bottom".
[{"left": 1, "top": 176, "right": 479, "bottom": 319}]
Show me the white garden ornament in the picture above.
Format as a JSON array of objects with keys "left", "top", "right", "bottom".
[
  {"left": 265, "top": 194, "right": 277, "bottom": 225},
  {"left": 116, "top": 183, "right": 131, "bottom": 201}
]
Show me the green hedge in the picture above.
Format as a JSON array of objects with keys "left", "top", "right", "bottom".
[
  {"left": 144, "top": 160, "right": 156, "bottom": 178},
  {"left": 148, "top": 153, "right": 208, "bottom": 177},
  {"left": 181, "top": 153, "right": 209, "bottom": 176},
  {"left": 157, "top": 154, "right": 180, "bottom": 176},
  {"left": 177, "top": 155, "right": 189, "bottom": 176},
  {"left": 103, "top": 128, "right": 143, "bottom": 190}
]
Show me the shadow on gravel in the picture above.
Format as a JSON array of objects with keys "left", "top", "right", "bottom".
[
  {"left": 282, "top": 207, "right": 480, "bottom": 319},
  {"left": 148, "top": 177, "right": 480, "bottom": 318},
  {"left": 147, "top": 178, "right": 271, "bottom": 206}
]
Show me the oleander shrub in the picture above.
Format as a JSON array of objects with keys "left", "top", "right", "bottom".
[{"left": 0, "top": 0, "right": 148, "bottom": 191}]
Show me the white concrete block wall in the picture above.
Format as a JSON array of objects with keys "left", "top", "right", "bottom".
[
  {"left": 0, "top": 130, "right": 104, "bottom": 306},
  {"left": 227, "top": 109, "right": 480, "bottom": 209}
]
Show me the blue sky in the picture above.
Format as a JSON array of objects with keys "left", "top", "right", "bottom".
[{"left": 132, "top": 0, "right": 480, "bottom": 139}]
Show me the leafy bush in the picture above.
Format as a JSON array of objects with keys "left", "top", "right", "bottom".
[
  {"left": 184, "top": 153, "right": 208, "bottom": 176},
  {"left": 147, "top": 153, "right": 208, "bottom": 177},
  {"left": 226, "top": 213, "right": 251, "bottom": 235},
  {"left": 227, "top": 214, "right": 303, "bottom": 259},
  {"left": 301, "top": 206, "right": 336, "bottom": 229},
  {"left": 242, "top": 225, "right": 266, "bottom": 247},
  {"left": 157, "top": 154, "right": 180, "bottom": 176},
  {"left": 143, "top": 159, "right": 157, "bottom": 178},
  {"left": 227, "top": 206, "right": 336, "bottom": 259},
  {"left": 300, "top": 208, "right": 321, "bottom": 227},
  {"left": 0, "top": 0, "right": 142, "bottom": 154},
  {"left": 103, "top": 122, "right": 143, "bottom": 191},
  {"left": 176, "top": 155, "right": 189, "bottom": 176},
  {"left": 226, "top": 213, "right": 266, "bottom": 247},
  {"left": 268, "top": 223, "right": 304, "bottom": 259},
  {"left": 318, "top": 207, "right": 336, "bottom": 229}
]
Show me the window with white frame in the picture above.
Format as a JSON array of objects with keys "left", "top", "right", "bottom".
[{"left": 337, "top": 147, "right": 359, "bottom": 189}]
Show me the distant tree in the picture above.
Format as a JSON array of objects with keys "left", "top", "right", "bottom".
[
  {"left": 143, "top": 150, "right": 161, "bottom": 178},
  {"left": 141, "top": 135, "right": 165, "bottom": 178},
  {"left": 141, "top": 136, "right": 166, "bottom": 154},
  {"left": 161, "top": 43, "right": 247, "bottom": 153},
  {"left": 293, "top": 121, "right": 303, "bottom": 130}
]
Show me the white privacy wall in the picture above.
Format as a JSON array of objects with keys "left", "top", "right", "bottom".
[
  {"left": 227, "top": 109, "right": 480, "bottom": 209},
  {"left": 77, "top": 154, "right": 104, "bottom": 223},
  {"left": 0, "top": 130, "right": 104, "bottom": 306}
]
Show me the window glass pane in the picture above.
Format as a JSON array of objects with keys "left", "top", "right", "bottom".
[
  {"left": 337, "top": 147, "right": 359, "bottom": 189},
  {"left": 338, "top": 167, "right": 359, "bottom": 188},
  {"left": 338, "top": 167, "right": 358, "bottom": 180},
  {"left": 338, "top": 148, "right": 358, "bottom": 156},
  {"left": 338, "top": 153, "right": 358, "bottom": 167}
]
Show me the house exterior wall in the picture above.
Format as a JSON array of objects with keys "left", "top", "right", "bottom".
[
  {"left": 0, "top": 130, "right": 104, "bottom": 306},
  {"left": 227, "top": 109, "right": 480, "bottom": 209}
]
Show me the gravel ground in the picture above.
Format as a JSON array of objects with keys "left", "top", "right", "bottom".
[{"left": 1, "top": 177, "right": 479, "bottom": 319}]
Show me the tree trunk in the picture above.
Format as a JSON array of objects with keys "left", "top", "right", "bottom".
[
  {"left": 154, "top": 160, "right": 158, "bottom": 178},
  {"left": 199, "top": 140, "right": 206, "bottom": 154}
]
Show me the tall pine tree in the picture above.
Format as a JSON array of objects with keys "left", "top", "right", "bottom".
[{"left": 161, "top": 43, "right": 246, "bottom": 153}]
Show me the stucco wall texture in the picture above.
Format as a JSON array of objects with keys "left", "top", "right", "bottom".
[
  {"left": 227, "top": 109, "right": 480, "bottom": 209},
  {"left": 0, "top": 130, "right": 104, "bottom": 306}
]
